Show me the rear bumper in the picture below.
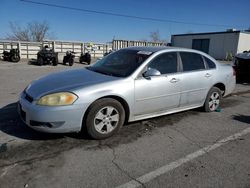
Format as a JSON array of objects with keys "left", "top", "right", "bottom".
[{"left": 224, "top": 76, "right": 236, "bottom": 97}]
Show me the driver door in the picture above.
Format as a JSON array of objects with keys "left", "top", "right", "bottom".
[{"left": 134, "top": 52, "right": 181, "bottom": 117}]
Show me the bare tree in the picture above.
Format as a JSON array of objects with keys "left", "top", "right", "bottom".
[
  {"left": 149, "top": 30, "right": 168, "bottom": 43},
  {"left": 6, "top": 21, "right": 54, "bottom": 42},
  {"left": 149, "top": 30, "right": 161, "bottom": 42}
]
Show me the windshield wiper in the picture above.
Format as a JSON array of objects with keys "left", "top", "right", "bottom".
[{"left": 87, "top": 67, "right": 113, "bottom": 76}]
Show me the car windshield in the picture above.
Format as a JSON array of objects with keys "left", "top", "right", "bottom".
[{"left": 88, "top": 49, "right": 153, "bottom": 77}]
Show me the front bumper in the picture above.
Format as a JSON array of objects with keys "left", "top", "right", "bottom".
[{"left": 18, "top": 92, "right": 88, "bottom": 133}]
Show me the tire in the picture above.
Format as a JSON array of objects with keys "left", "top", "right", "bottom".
[
  {"left": 86, "top": 54, "right": 91, "bottom": 64},
  {"left": 69, "top": 58, "right": 74, "bottom": 66},
  {"left": 203, "top": 87, "right": 222, "bottom": 112},
  {"left": 52, "top": 57, "right": 58, "bottom": 66},
  {"left": 63, "top": 56, "right": 67, "bottom": 65},
  {"left": 37, "top": 56, "right": 43, "bottom": 66},
  {"left": 85, "top": 98, "right": 125, "bottom": 139},
  {"left": 79, "top": 56, "right": 83, "bottom": 64},
  {"left": 11, "top": 55, "right": 20, "bottom": 62}
]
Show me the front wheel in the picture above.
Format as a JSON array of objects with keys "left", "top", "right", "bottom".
[
  {"left": 11, "top": 55, "right": 20, "bottom": 62},
  {"left": 203, "top": 87, "right": 222, "bottom": 112},
  {"left": 37, "top": 56, "right": 43, "bottom": 66},
  {"left": 85, "top": 98, "right": 125, "bottom": 139}
]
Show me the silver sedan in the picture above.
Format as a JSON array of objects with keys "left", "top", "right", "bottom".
[{"left": 18, "top": 47, "right": 236, "bottom": 139}]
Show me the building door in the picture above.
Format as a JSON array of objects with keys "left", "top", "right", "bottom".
[{"left": 192, "top": 39, "right": 210, "bottom": 54}]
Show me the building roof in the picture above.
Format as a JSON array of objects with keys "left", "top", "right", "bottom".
[{"left": 172, "top": 30, "right": 250, "bottom": 37}]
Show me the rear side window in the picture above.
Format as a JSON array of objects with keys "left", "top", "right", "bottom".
[
  {"left": 204, "top": 56, "right": 216, "bottom": 69},
  {"left": 180, "top": 52, "right": 205, "bottom": 71},
  {"left": 148, "top": 52, "right": 178, "bottom": 74}
]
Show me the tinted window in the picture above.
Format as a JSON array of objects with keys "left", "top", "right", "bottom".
[
  {"left": 204, "top": 56, "right": 216, "bottom": 69},
  {"left": 180, "top": 52, "right": 205, "bottom": 71},
  {"left": 148, "top": 52, "right": 177, "bottom": 74}
]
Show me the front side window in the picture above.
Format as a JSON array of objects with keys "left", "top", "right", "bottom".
[
  {"left": 148, "top": 52, "right": 178, "bottom": 74},
  {"left": 180, "top": 52, "right": 205, "bottom": 72}
]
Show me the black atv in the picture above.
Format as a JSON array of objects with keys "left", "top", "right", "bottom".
[
  {"left": 63, "top": 51, "right": 75, "bottom": 66},
  {"left": 2, "top": 49, "right": 20, "bottom": 62},
  {"left": 79, "top": 52, "right": 91, "bottom": 65},
  {"left": 37, "top": 46, "right": 58, "bottom": 66}
]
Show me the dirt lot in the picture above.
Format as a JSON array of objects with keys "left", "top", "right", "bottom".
[{"left": 0, "top": 60, "right": 250, "bottom": 188}]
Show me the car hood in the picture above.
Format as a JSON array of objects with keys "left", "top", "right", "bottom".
[{"left": 26, "top": 68, "right": 118, "bottom": 99}]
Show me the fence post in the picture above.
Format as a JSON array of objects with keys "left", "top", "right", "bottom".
[
  {"left": 26, "top": 43, "right": 29, "bottom": 59},
  {"left": 52, "top": 41, "right": 55, "bottom": 51},
  {"left": 17, "top": 42, "right": 21, "bottom": 59},
  {"left": 60, "top": 42, "right": 63, "bottom": 52},
  {"left": 80, "top": 43, "right": 84, "bottom": 54}
]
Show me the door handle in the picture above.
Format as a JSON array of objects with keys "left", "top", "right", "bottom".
[
  {"left": 205, "top": 73, "right": 212, "bottom": 78},
  {"left": 170, "top": 78, "right": 179, "bottom": 83}
]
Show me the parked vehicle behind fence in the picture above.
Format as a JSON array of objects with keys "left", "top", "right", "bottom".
[
  {"left": 79, "top": 52, "right": 91, "bottom": 64},
  {"left": 37, "top": 45, "right": 58, "bottom": 66},
  {"left": 19, "top": 47, "right": 236, "bottom": 139},
  {"left": 63, "top": 51, "right": 75, "bottom": 66},
  {"left": 2, "top": 49, "right": 20, "bottom": 62}
]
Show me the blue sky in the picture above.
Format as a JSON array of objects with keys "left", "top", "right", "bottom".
[{"left": 0, "top": 0, "right": 249, "bottom": 43}]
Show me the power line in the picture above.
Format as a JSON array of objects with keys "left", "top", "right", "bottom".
[{"left": 20, "top": 0, "right": 245, "bottom": 28}]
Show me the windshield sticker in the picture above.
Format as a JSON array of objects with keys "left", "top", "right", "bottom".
[{"left": 137, "top": 51, "right": 153, "bottom": 55}]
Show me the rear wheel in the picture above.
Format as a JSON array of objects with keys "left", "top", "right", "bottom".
[
  {"left": 3, "top": 56, "right": 8, "bottom": 61},
  {"left": 63, "top": 56, "right": 67, "bottom": 65},
  {"left": 52, "top": 57, "right": 58, "bottom": 66},
  {"left": 37, "top": 56, "right": 43, "bottom": 66},
  {"left": 203, "top": 87, "right": 222, "bottom": 112},
  {"left": 69, "top": 58, "right": 74, "bottom": 66},
  {"left": 85, "top": 98, "right": 125, "bottom": 139}
]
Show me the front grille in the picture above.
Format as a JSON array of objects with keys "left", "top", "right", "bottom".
[{"left": 24, "top": 92, "right": 34, "bottom": 103}]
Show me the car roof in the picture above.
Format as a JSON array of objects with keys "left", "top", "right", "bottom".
[
  {"left": 124, "top": 46, "right": 215, "bottom": 58},
  {"left": 124, "top": 46, "right": 184, "bottom": 52},
  {"left": 124, "top": 46, "right": 217, "bottom": 63}
]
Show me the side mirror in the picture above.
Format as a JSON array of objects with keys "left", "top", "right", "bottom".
[{"left": 143, "top": 68, "right": 161, "bottom": 79}]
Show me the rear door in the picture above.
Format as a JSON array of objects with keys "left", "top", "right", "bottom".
[{"left": 178, "top": 52, "right": 213, "bottom": 107}]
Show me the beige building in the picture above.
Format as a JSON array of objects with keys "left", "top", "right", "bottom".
[{"left": 171, "top": 30, "right": 250, "bottom": 59}]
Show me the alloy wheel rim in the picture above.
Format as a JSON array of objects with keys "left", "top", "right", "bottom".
[
  {"left": 208, "top": 92, "right": 220, "bottom": 111},
  {"left": 94, "top": 106, "right": 119, "bottom": 134}
]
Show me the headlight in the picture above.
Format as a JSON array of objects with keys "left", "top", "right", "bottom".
[{"left": 37, "top": 92, "right": 78, "bottom": 106}]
